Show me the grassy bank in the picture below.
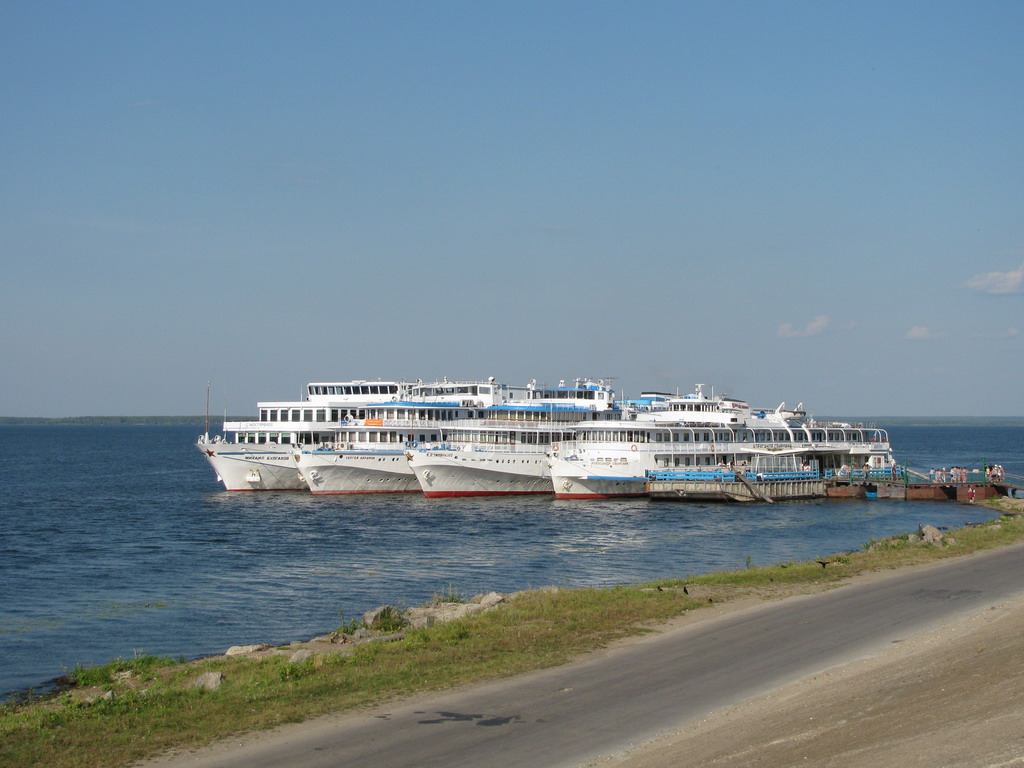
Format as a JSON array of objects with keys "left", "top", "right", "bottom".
[{"left": 4, "top": 499, "right": 1023, "bottom": 768}]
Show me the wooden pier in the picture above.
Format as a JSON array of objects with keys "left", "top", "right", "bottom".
[{"left": 829, "top": 481, "right": 1007, "bottom": 502}]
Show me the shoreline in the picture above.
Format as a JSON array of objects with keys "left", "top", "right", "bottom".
[
  {"left": 5, "top": 498, "right": 1023, "bottom": 768},
  {"left": 139, "top": 523, "right": 1024, "bottom": 768},
  {"left": 13, "top": 500, "right": 1023, "bottom": 700},
  {"left": 8, "top": 497, "right": 1004, "bottom": 704}
]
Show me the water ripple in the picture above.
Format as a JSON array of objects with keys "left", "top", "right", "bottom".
[{"left": 1, "top": 423, "right": 1019, "bottom": 697}]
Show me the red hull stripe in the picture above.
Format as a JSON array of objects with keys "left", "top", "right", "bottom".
[
  {"left": 310, "top": 489, "right": 421, "bottom": 496},
  {"left": 422, "top": 490, "right": 553, "bottom": 498}
]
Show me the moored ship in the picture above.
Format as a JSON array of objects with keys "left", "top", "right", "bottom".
[
  {"left": 295, "top": 378, "right": 523, "bottom": 494},
  {"left": 548, "top": 384, "right": 894, "bottom": 499},
  {"left": 406, "top": 379, "right": 619, "bottom": 497},
  {"left": 197, "top": 380, "right": 406, "bottom": 490}
]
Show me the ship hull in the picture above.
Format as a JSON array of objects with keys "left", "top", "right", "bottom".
[
  {"left": 196, "top": 442, "right": 305, "bottom": 491},
  {"left": 548, "top": 454, "right": 648, "bottom": 499},
  {"left": 408, "top": 449, "right": 553, "bottom": 497},
  {"left": 297, "top": 450, "right": 420, "bottom": 494},
  {"left": 551, "top": 475, "right": 648, "bottom": 499}
]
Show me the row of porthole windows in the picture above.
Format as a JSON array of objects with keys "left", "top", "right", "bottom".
[
  {"left": 364, "top": 408, "right": 478, "bottom": 421},
  {"left": 308, "top": 384, "right": 400, "bottom": 396},
  {"left": 260, "top": 409, "right": 369, "bottom": 422},
  {"left": 341, "top": 432, "right": 440, "bottom": 443},
  {"left": 237, "top": 432, "right": 335, "bottom": 444},
  {"left": 579, "top": 429, "right": 878, "bottom": 443},
  {"left": 444, "top": 431, "right": 574, "bottom": 445}
]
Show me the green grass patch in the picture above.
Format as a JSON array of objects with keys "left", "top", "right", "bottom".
[
  {"left": 67, "top": 655, "right": 183, "bottom": 688},
  {"left": 3, "top": 501, "right": 1022, "bottom": 768}
]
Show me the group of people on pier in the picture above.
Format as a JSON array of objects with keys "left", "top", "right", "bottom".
[
  {"left": 986, "top": 464, "right": 1006, "bottom": 481},
  {"left": 927, "top": 465, "right": 1005, "bottom": 484}
]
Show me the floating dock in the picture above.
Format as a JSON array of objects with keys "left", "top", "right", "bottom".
[
  {"left": 648, "top": 477, "right": 825, "bottom": 503},
  {"left": 646, "top": 468, "right": 1021, "bottom": 504},
  {"left": 647, "top": 470, "right": 825, "bottom": 503}
]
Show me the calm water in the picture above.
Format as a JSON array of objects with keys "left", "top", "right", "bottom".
[{"left": 1, "top": 424, "right": 1020, "bottom": 697}]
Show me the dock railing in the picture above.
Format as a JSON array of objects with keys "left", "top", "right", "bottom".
[
  {"left": 870, "top": 465, "right": 1024, "bottom": 494},
  {"left": 899, "top": 466, "right": 1007, "bottom": 486},
  {"left": 647, "top": 469, "right": 822, "bottom": 483}
]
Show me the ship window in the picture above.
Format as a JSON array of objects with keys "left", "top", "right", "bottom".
[
  {"left": 291, "top": 409, "right": 300, "bottom": 421},
  {"left": 303, "top": 410, "right": 313, "bottom": 421},
  {"left": 280, "top": 410, "right": 289, "bottom": 422}
]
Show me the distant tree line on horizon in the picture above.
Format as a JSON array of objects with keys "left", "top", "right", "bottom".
[{"left": 0, "top": 416, "right": 248, "bottom": 426}]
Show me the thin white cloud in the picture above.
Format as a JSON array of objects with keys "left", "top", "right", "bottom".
[
  {"left": 905, "top": 326, "right": 944, "bottom": 340},
  {"left": 974, "top": 327, "right": 1020, "bottom": 339},
  {"left": 964, "top": 263, "right": 1024, "bottom": 294},
  {"left": 778, "top": 315, "right": 829, "bottom": 338}
]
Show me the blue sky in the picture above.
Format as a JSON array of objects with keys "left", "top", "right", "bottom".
[{"left": 2, "top": 1, "right": 1021, "bottom": 417}]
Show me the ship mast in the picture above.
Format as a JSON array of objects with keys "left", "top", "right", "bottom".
[{"left": 204, "top": 380, "right": 211, "bottom": 440}]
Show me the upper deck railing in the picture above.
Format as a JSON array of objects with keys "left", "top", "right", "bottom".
[{"left": 647, "top": 469, "right": 825, "bottom": 483}]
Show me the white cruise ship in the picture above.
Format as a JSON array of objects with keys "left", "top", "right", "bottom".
[
  {"left": 548, "top": 384, "right": 894, "bottom": 499},
  {"left": 295, "top": 378, "right": 524, "bottom": 494},
  {"left": 405, "top": 379, "right": 619, "bottom": 497},
  {"left": 197, "top": 380, "right": 406, "bottom": 491}
]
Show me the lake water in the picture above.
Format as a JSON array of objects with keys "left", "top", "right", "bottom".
[{"left": 1, "top": 424, "right": 1020, "bottom": 697}]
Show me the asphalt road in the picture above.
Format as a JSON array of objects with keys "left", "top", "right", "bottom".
[{"left": 151, "top": 542, "right": 1024, "bottom": 768}]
